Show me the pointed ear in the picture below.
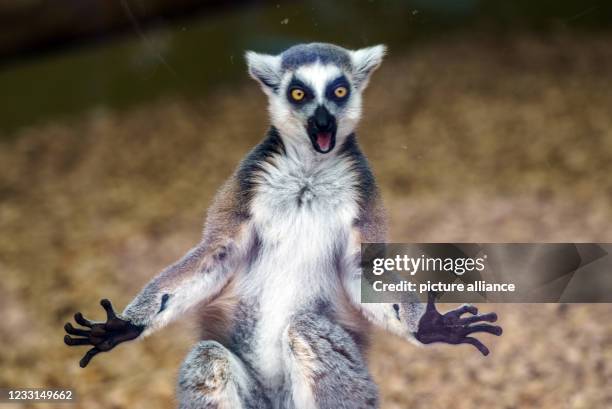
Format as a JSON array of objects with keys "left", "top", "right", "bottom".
[
  {"left": 245, "top": 51, "right": 282, "bottom": 95},
  {"left": 350, "top": 45, "right": 386, "bottom": 90}
]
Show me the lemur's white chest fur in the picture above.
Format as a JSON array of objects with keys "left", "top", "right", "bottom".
[{"left": 236, "top": 149, "right": 359, "bottom": 383}]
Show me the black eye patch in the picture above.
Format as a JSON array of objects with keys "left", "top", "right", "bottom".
[
  {"left": 286, "top": 77, "right": 314, "bottom": 105},
  {"left": 326, "top": 75, "right": 351, "bottom": 104}
]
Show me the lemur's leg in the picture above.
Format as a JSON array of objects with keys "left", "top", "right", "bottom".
[
  {"left": 282, "top": 313, "right": 379, "bottom": 409},
  {"left": 64, "top": 180, "right": 255, "bottom": 367},
  {"left": 177, "top": 341, "right": 271, "bottom": 409}
]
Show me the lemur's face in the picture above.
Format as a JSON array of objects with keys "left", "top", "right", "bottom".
[
  {"left": 276, "top": 64, "right": 353, "bottom": 154},
  {"left": 246, "top": 43, "right": 385, "bottom": 154}
]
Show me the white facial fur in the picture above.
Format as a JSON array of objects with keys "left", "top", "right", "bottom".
[
  {"left": 246, "top": 44, "right": 386, "bottom": 156},
  {"left": 269, "top": 63, "right": 362, "bottom": 153}
]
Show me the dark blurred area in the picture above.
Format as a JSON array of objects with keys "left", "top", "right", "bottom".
[
  {"left": 0, "top": 0, "right": 611, "bottom": 134},
  {"left": 0, "top": 0, "right": 254, "bottom": 61},
  {"left": 2, "top": 0, "right": 609, "bottom": 62}
]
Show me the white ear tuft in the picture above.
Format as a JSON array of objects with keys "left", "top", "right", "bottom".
[
  {"left": 350, "top": 45, "right": 386, "bottom": 90},
  {"left": 245, "top": 51, "right": 282, "bottom": 95}
]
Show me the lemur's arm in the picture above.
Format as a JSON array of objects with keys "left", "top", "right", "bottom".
[
  {"left": 341, "top": 199, "right": 502, "bottom": 355},
  {"left": 64, "top": 179, "right": 253, "bottom": 367}
]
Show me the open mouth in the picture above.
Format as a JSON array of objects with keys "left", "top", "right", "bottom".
[
  {"left": 314, "top": 131, "right": 334, "bottom": 153},
  {"left": 307, "top": 106, "right": 337, "bottom": 154},
  {"left": 309, "top": 130, "right": 336, "bottom": 154}
]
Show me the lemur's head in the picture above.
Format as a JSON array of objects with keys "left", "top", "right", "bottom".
[{"left": 246, "top": 43, "right": 385, "bottom": 154}]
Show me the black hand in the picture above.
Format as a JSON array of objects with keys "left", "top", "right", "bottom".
[
  {"left": 415, "top": 292, "right": 502, "bottom": 356},
  {"left": 64, "top": 299, "right": 144, "bottom": 367}
]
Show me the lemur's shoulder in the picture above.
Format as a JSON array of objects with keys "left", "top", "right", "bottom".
[
  {"left": 200, "top": 175, "right": 246, "bottom": 248},
  {"left": 235, "top": 127, "right": 285, "bottom": 205},
  {"left": 201, "top": 128, "right": 284, "bottom": 244},
  {"left": 338, "top": 135, "right": 388, "bottom": 242}
]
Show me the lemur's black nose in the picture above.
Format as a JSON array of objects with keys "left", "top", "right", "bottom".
[{"left": 312, "top": 105, "right": 334, "bottom": 131}]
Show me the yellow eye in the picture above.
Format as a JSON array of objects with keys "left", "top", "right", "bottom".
[
  {"left": 334, "top": 86, "right": 348, "bottom": 98},
  {"left": 291, "top": 88, "right": 305, "bottom": 101}
]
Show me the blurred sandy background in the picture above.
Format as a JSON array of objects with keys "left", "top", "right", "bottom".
[{"left": 1, "top": 1, "right": 612, "bottom": 408}]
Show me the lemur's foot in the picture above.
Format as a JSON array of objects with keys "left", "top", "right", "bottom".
[
  {"left": 64, "top": 299, "right": 144, "bottom": 367},
  {"left": 415, "top": 293, "right": 502, "bottom": 356}
]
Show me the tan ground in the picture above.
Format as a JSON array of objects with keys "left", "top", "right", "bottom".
[{"left": 1, "top": 32, "right": 612, "bottom": 408}]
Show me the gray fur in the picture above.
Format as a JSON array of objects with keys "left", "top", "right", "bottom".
[
  {"left": 178, "top": 341, "right": 271, "bottom": 409},
  {"left": 177, "top": 312, "right": 378, "bottom": 409},
  {"left": 228, "top": 300, "right": 259, "bottom": 360},
  {"left": 283, "top": 312, "right": 379, "bottom": 409},
  {"left": 280, "top": 43, "right": 352, "bottom": 72},
  {"left": 122, "top": 244, "right": 205, "bottom": 327}
]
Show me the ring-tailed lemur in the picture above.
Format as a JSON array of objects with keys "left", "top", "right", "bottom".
[{"left": 65, "top": 43, "right": 502, "bottom": 409}]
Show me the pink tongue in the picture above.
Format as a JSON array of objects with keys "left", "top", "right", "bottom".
[{"left": 316, "top": 132, "right": 331, "bottom": 151}]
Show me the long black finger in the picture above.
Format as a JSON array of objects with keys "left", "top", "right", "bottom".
[
  {"left": 426, "top": 292, "right": 438, "bottom": 312},
  {"left": 74, "top": 312, "right": 92, "bottom": 328},
  {"left": 461, "top": 336, "right": 490, "bottom": 356},
  {"left": 465, "top": 324, "right": 503, "bottom": 336},
  {"left": 100, "top": 299, "right": 117, "bottom": 320},
  {"left": 65, "top": 323, "right": 90, "bottom": 337},
  {"left": 79, "top": 347, "right": 100, "bottom": 368},
  {"left": 448, "top": 304, "right": 478, "bottom": 318},
  {"left": 64, "top": 335, "right": 91, "bottom": 346},
  {"left": 460, "top": 312, "right": 497, "bottom": 325}
]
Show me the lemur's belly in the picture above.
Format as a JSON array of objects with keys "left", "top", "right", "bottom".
[
  {"left": 235, "top": 210, "right": 350, "bottom": 386},
  {"left": 235, "top": 161, "right": 360, "bottom": 387}
]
